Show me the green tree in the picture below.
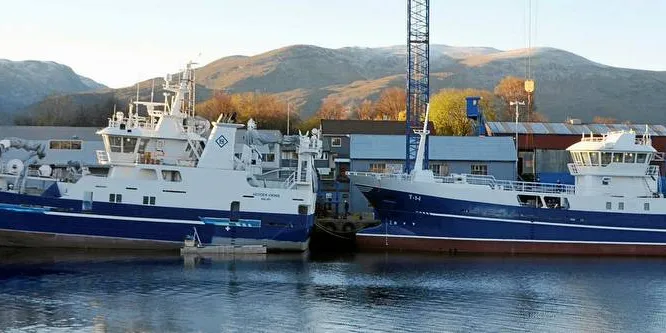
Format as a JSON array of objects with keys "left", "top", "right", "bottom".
[{"left": 429, "top": 88, "right": 498, "bottom": 136}]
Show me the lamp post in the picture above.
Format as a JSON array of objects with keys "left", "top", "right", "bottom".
[{"left": 510, "top": 100, "right": 525, "bottom": 178}]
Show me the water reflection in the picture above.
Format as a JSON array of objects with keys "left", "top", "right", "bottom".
[{"left": 1, "top": 249, "right": 666, "bottom": 332}]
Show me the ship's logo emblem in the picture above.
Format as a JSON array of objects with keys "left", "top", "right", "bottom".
[{"left": 215, "top": 135, "right": 228, "bottom": 148}]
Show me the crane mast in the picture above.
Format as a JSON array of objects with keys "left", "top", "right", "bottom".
[{"left": 405, "top": 0, "right": 430, "bottom": 173}]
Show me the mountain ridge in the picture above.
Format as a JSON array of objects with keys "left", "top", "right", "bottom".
[{"left": 7, "top": 44, "right": 666, "bottom": 124}]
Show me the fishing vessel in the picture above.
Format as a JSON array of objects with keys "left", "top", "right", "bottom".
[
  {"left": 0, "top": 63, "right": 322, "bottom": 251},
  {"left": 348, "top": 109, "right": 666, "bottom": 255}
]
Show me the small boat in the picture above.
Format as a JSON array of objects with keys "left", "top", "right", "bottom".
[
  {"left": 0, "top": 63, "right": 322, "bottom": 251},
  {"left": 348, "top": 107, "right": 666, "bottom": 255}
]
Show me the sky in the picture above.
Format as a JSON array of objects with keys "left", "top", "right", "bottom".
[{"left": 2, "top": 0, "right": 665, "bottom": 88}]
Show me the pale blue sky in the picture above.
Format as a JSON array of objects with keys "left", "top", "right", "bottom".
[{"left": 2, "top": 0, "right": 665, "bottom": 88}]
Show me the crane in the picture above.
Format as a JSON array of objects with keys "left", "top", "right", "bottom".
[{"left": 404, "top": 0, "right": 430, "bottom": 173}]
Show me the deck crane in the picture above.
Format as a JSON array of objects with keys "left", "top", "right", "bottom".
[{"left": 404, "top": 0, "right": 430, "bottom": 173}]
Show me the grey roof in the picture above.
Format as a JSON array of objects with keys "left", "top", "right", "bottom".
[
  {"left": 0, "top": 126, "right": 102, "bottom": 141},
  {"left": 350, "top": 135, "right": 516, "bottom": 161},
  {"left": 486, "top": 122, "right": 666, "bottom": 136}
]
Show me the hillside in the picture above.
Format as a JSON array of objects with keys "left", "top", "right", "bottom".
[
  {"left": 0, "top": 60, "right": 106, "bottom": 122},
  {"left": 10, "top": 44, "right": 666, "bottom": 124}
]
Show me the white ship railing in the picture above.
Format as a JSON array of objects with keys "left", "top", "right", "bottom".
[
  {"left": 347, "top": 171, "right": 575, "bottom": 195},
  {"left": 647, "top": 165, "right": 659, "bottom": 176}
]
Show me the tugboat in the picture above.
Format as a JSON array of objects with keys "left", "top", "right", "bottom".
[
  {"left": 348, "top": 109, "right": 666, "bottom": 255},
  {"left": 0, "top": 63, "right": 322, "bottom": 251}
]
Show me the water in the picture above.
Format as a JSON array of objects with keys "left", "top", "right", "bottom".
[{"left": 1, "top": 249, "right": 666, "bottom": 333}]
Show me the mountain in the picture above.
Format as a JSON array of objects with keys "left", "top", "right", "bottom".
[
  {"left": 11, "top": 45, "right": 666, "bottom": 124},
  {"left": 193, "top": 44, "right": 666, "bottom": 123},
  {"left": 0, "top": 59, "right": 106, "bottom": 122}
]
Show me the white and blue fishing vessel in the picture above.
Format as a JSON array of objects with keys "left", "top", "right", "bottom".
[
  {"left": 0, "top": 63, "right": 322, "bottom": 251},
  {"left": 349, "top": 110, "right": 666, "bottom": 255}
]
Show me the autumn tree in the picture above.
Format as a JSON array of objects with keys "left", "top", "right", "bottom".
[
  {"left": 374, "top": 87, "right": 406, "bottom": 120},
  {"left": 429, "top": 88, "right": 498, "bottom": 136},
  {"left": 494, "top": 76, "right": 529, "bottom": 120},
  {"left": 316, "top": 98, "right": 348, "bottom": 120},
  {"left": 353, "top": 99, "right": 375, "bottom": 120},
  {"left": 593, "top": 116, "right": 618, "bottom": 124},
  {"left": 196, "top": 91, "right": 235, "bottom": 121}
]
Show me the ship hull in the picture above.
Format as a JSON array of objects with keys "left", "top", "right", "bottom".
[
  {"left": 354, "top": 183, "right": 666, "bottom": 256},
  {"left": 0, "top": 192, "right": 313, "bottom": 252}
]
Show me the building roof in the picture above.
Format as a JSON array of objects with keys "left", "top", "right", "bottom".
[
  {"left": 0, "top": 126, "right": 102, "bottom": 141},
  {"left": 321, "top": 120, "right": 436, "bottom": 136},
  {"left": 350, "top": 135, "right": 516, "bottom": 161},
  {"left": 486, "top": 122, "right": 666, "bottom": 136}
]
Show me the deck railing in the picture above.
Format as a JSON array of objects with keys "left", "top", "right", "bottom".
[{"left": 347, "top": 171, "right": 576, "bottom": 195}]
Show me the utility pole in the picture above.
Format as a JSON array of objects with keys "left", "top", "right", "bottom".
[
  {"left": 286, "top": 102, "right": 291, "bottom": 135},
  {"left": 510, "top": 100, "right": 525, "bottom": 178}
]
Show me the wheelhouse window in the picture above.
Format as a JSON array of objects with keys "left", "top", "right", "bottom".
[
  {"left": 624, "top": 153, "right": 635, "bottom": 163},
  {"left": 589, "top": 152, "right": 600, "bottom": 166},
  {"left": 331, "top": 137, "right": 342, "bottom": 148},
  {"left": 601, "top": 152, "right": 612, "bottom": 166},
  {"left": 123, "top": 137, "right": 138, "bottom": 153},
  {"left": 581, "top": 152, "right": 591, "bottom": 166},
  {"left": 109, "top": 136, "right": 122, "bottom": 153},
  {"left": 636, "top": 153, "right": 648, "bottom": 164},
  {"left": 612, "top": 153, "right": 624, "bottom": 163},
  {"left": 49, "top": 140, "right": 82, "bottom": 150},
  {"left": 471, "top": 164, "right": 488, "bottom": 175},
  {"left": 264, "top": 153, "right": 276, "bottom": 162}
]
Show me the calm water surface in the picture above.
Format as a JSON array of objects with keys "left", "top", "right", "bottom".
[{"left": 0, "top": 249, "right": 665, "bottom": 332}]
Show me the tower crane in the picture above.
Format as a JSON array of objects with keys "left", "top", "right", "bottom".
[{"left": 405, "top": 0, "right": 430, "bottom": 173}]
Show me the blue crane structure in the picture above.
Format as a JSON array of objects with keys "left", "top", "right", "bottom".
[{"left": 404, "top": 0, "right": 430, "bottom": 173}]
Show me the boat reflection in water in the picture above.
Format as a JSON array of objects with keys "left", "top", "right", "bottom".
[{"left": 1, "top": 249, "right": 666, "bottom": 332}]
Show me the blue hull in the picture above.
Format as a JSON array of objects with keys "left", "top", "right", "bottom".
[
  {"left": 358, "top": 187, "right": 666, "bottom": 255},
  {"left": 0, "top": 192, "right": 314, "bottom": 251}
]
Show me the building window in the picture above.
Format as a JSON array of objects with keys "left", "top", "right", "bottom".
[
  {"left": 49, "top": 140, "right": 82, "bottom": 150},
  {"left": 161, "top": 170, "right": 182, "bottom": 182},
  {"left": 606, "top": 202, "right": 612, "bottom": 210},
  {"left": 644, "top": 202, "right": 650, "bottom": 211},
  {"left": 386, "top": 163, "right": 403, "bottom": 173},
  {"left": 430, "top": 163, "right": 449, "bottom": 176},
  {"left": 471, "top": 164, "right": 488, "bottom": 175},
  {"left": 331, "top": 137, "right": 342, "bottom": 147},
  {"left": 369, "top": 163, "right": 386, "bottom": 173},
  {"left": 109, "top": 193, "right": 122, "bottom": 203},
  {"left": 618, "top": 202, "right": 624, "bottom": 210}
]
